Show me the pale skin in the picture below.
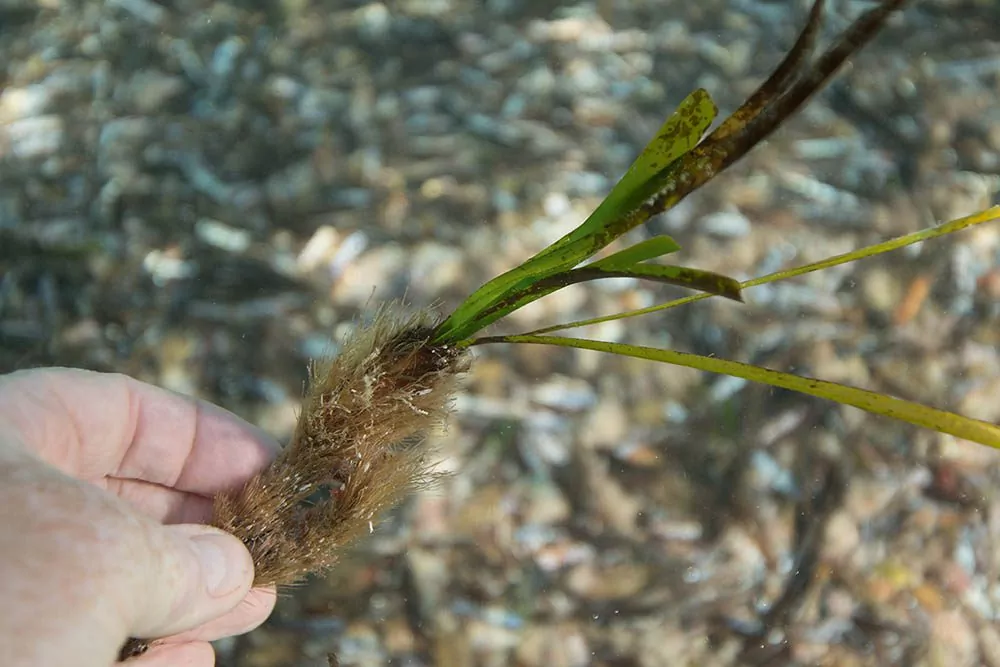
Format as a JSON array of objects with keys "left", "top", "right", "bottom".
[{"left": 0, "top": 367, "right": 279, "bottom": 666}]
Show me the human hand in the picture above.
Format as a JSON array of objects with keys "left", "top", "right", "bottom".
[{"left": 0, "top": 367, "right": 280, "bottom": 666}]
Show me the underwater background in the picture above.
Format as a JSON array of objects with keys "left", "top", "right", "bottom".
[{"left": 2, "top": 1, "right": 1000, "bottom": 665}]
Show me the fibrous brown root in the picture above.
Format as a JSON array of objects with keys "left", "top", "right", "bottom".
[{"left": 211, "top": 306, "right": 468, "bottom": 587}]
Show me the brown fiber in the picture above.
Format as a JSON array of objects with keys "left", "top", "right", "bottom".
[{"left": 211, "top": 306, "right": 468, "bottom": 587}]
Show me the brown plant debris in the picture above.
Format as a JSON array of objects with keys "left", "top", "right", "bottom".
[{"left": 212, "top": 306, "right": 468, "bottom": 587}]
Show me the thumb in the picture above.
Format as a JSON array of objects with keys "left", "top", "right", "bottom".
[{"left": 125, "top": 523, "right": 255, "bottom": 640}]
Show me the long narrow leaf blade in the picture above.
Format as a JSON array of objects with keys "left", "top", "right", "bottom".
[
  {"left": 588, "top": 236, "right": 682, "bottom": 269},
  {"left": 477, "top": 335, "right": 1000, "bottom": 449},
  {"left": 534, "top": 89, "right": 717, "bottom": 262},
  {"left": 434, "top": 234, "right": 620, "bottom": 342},
  {"left": 433, "top": 90, "right": 717, "bottom": 344},
  {"left": 459, "top": 264, "right": 742, "bottom": 343},
  {"left": 436, "top": 0, "right": 910, "bottom": 345},
  {"left": 519, "top": 205, "right": 1000, "bottom": 337},
  {"left": 548, "top": 265, "right": 743, "bottom": 302}
]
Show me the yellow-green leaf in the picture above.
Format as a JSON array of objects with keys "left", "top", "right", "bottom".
[
  {"left": 588, "top": 236, "right": 681, "bottom": 269},
  {"left": 521, "top": 205, "right": 1000, "bottom": 337},
  {"left": 433, "top": 90, "right": 718, "bottom": 344},
  {"left": 460, "top": 262, "right": 741, "bottom": 344},
  {"left": 479, "top": 334, "right": 1000, "bottom": 449},
  {"left": 533, "top": 89, "right": 717, "bottom": 263}
]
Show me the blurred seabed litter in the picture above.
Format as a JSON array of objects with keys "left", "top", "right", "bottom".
[{"left": 2, "top": 0, "right": 1000, "bottom": 665}]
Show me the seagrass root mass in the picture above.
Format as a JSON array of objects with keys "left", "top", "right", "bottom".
[{"left": 212, "top": 310, "right": 468, "bottom": 587}]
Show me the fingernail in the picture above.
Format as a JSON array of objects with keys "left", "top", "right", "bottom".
[{"left": 189, "top": 532, "right": 246, "bottom": 597}]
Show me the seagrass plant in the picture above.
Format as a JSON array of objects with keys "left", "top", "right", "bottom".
[{"left": 121, "top": 0, "right": 1000, "bottom": 659}]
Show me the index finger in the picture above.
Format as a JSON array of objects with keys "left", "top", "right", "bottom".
[{"left": 0, "top": 367, "right": 281, "bottom": 497}]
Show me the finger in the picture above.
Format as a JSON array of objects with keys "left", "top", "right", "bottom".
[
  {"left": 0, "top": 452, "right": 252, "bottom": 667},
  {"left": 0, "top": 368, "right": 280, "bottom": 495},
  {"left": 102, "top": 476, "right": 214, "bottom": 523},
  {"left": 156, "top": 587, "right": 277, "bottom": 644},
  {"left": 122, "top": 640, "right": 215, "bottom": 667},
  {"left": 127, "top": 523, "right": 255, "bottom": 640}
]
